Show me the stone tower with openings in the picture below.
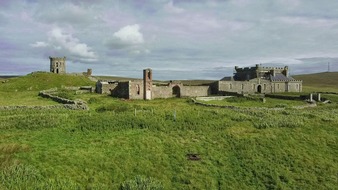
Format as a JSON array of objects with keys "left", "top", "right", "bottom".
[
  {"left": 143, "top": 68, "right": 152, "bottom": 100},
  {"left": 49, "top": 56, "right": 66, "bottom": 74}
]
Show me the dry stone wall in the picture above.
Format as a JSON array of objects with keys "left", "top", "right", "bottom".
[{"left": 38, "top": 88, "right": 88, "bottom": 110}]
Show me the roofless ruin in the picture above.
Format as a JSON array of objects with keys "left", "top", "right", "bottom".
[{"left": 48, "top": 57, "right": 302, "bottom": 100}]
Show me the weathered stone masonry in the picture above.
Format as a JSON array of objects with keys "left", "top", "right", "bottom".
[
  {"left": 96, "top": 64, "right": 302, "bottom": 100},
  {"left": 217, "top": 64, "right": 302, "bottom": 95},
  {"left": 50, "top": 56, "right": 66, "bottom": 74}
]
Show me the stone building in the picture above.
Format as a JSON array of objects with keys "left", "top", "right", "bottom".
[
  {"left": 50, "top": 56, "right": 66, "bottom": 74},
  {"left": 96, "top": 65, "right": 302, "bottom": 100},
  {"left": 96, "top": 69, "right": 211, "bottom": 100},
  {"left": 216, "top": 64, "right": 302, "bottom": 94}
]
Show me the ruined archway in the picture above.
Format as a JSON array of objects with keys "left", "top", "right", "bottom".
[
  {"left": 257, "top": 85, "right": 262, "bottom": 93},
  {"left": 172, "top": 85, "right": 181, "bottom": 98}
]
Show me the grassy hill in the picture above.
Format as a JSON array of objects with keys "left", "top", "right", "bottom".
[
  {"left": 294, "top": 72, "right": 338, "bottom": 92},
  {"left": 0, "top": 72, "right": 95, "bottom": 92},
  {"left": 0, "top": 72, "right": 95, "bottom": 106}
]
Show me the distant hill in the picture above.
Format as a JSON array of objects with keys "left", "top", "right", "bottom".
[
  {"left": 94, "top": 75, "right": 138, "bottom": 81},
  {"left": 293, "top": 72, "right": 338, "bottom": 86},
  {"left": 0, "top": 75, "right": 20, "bottom": 79},
  {"left": 0, "top": 72, "right": 95, "bottom": 92}
]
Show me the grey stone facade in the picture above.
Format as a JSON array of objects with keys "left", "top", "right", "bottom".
[
  {"left": 50, "top": 56, "right": 66, "bottom": 74},
  {"left": 217, "top": 64, "right": 302, "bottom": 94},
  {"left": 96, "top": 64, "right": 302, "bottom": 100},
  {"left": 96, "top": 69, "right": 211, "bottom": 100}
]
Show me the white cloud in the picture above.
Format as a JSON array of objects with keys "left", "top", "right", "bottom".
[
  {"left": 114, "top": 24, "right": 144, "bottom": 45},
  {"left": 106, "top": 24, "right": 145, "bottom": 49},
  {"left": 47, "top": 27, "right": 97, "bottom": 62},
  {"left": 30, "top": 41, "right": 48, "bottom": 48}
]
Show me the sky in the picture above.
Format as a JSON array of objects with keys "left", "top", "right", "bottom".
[{"left": 1, "top": 0, "right": 338, "bottom": 80}]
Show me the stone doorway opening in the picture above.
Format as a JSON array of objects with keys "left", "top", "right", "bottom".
[
  {"left": 257, "top": 85, "right": 262, "bottom": 93},
  {"left": 172, "top": 85, "right": 181, "bottom": 97}
]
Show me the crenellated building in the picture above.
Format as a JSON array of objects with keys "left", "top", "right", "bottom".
[
  {"left": 49, "top": 56, "right": 66, "bottom": 74},
  {"left": 217, "top": 64, "right": 302, "bottom": 94}
]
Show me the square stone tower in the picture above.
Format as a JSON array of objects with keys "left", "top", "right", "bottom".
[
  {"left": 49, "top": 56, "right": 66, "bottom": 74},
  {"left": 143, "top": 68, "right": 152, "bottom": 100}
]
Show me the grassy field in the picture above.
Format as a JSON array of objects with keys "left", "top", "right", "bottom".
[
  {"left": 196, "top": 96, "right": 307, "bottom": 108},
  {"left": 293, "top": 72, "right": 338, "bottom": 93},
  {"left": 0, "top": 72, "right": 337, "bottom": 189}
]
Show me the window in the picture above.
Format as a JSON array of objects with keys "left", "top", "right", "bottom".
[
  {"left": 136, "top": 85, "right": 140, "bottom": 95},
  {"left": 148, "top": 71, "right": 151, "bottom": 80},
  {"left": 277, "top": 84, "right": 280, "bottom": 89},
  {"left": 264, "top": 84, "right": 266, "bottom": 90},
  {"left": 241, "top": 84, "right": 244, "bottom": 90},
  {"left": 229, "top": 84, "right": 232, "bottom": 89}
]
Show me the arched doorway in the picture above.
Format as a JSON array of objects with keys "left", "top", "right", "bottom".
[
  {"left": 172, "top": 85, "right": 181, "bottom": 98},
  {"left": 56, "top": 68, "right": 59, "bottom": 74},
  {"left": 257, "top": 85, "right": 262, "bottom": 93}
]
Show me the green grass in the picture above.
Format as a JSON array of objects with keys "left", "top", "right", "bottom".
[
  {"left": 0, "top": 72, "right": 337, "bottom": 189},
  {"left": 0, "top": 72, "right": 95, "bottom": 106},
  {"left": 294, "top": 72, "right": 338, "bottom": 92},
  {"left": 0, "top": 72, "right": 95, "bottom": 92},
  {"left": 197, "top": 96, "right": 307, "bottom": 108}
]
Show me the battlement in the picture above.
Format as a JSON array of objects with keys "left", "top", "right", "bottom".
[
  {"left": 235, "top": 65, "right": 288, "bottom": 72},
  {"left": 49, "top": 56, "right": 66, "bottom": 74},
  {"left": 49, "top": 56, "right": 66, "bottom": 61}
]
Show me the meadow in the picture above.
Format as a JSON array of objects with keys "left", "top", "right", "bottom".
[{"left": 0, "top": 72, "right": 337, "bottom": 189}]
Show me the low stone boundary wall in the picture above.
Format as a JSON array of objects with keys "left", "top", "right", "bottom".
[
  {"left": 0, "top": 104, "right": 88, "bottom": 110},
  {"left": 38, "top": 88, "right": 88, "bottom": 110},
  {"left": 265, "top": 94, "right": 303, "bottom": 100},
  {"left": 192, "top": 98, "right": 316, "bottom": 111},
  {"left": 316, "top": 92, "right": 338, "bottom": 95},
  {"left": 195, "top": 96, "right": 233, "bottom": 101}
]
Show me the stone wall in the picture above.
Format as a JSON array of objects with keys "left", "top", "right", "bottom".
[
  {"left": 218, "top": 80, "right": 272, "bottom": 94},
  {"left": 38, "top": 89, "right": 88, "bottom": 110},
  {"left": 181, "top": 86, "right": 211, "bottom": 97},
  {"left": 129, "top": 80, "right": 144, "bottom": 99},
  {"left": 111, "top": 81, "right": 129, "bottom": 99},
  {"left": 152, "top": 86, "right": 174, "bottom": 99},
  {"left": 96, "top": 82, "right": 118, "bottom": 94},
  {"left": 152, "top": 85, "right": 211, "bottom": 99},
  {"left": 0, "top": 104, "right": 88, "bottom": 110},
  {"left": 218, "top": 80, "right": 302, "bottom": 94}
]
